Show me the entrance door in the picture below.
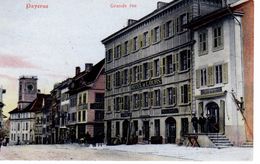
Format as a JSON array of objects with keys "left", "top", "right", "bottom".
[
  {"left": 206, "top": 102, "right": 220, "bottom": 133},
  {"left": 165, "top": 117, "right": 176, "bottom": 143},
  {"left": 143, "top": 121, "right": 150, "bottom": 142}
]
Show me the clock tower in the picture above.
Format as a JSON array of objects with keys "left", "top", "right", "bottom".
[{"left": 18, "top": 76, "right": 38, "bottom": 110}]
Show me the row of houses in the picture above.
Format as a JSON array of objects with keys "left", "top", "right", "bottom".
[
  {"left": 9, "top": 60, "right": 105, "bottom": 144},
  {"left": 8, "top": 0, "right": 253, "bottom": 147}
]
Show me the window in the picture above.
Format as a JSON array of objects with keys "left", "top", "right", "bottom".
[
  {"left": 78, "top": 111, "right": 81, "bottom": 122},
  {"left": 72, "top": 113, "right": 76, "bottom": 122},
  {"left": 124, "top": 41, "right": 128, "bottom": 55},
  {"left": 18, "top": 123, "right": 20, "bottom": 131},
  {"left": 82, "top": 111, "right": 86, "bottom": 121},
  {"left": 133, "top": 37, "right": 138, "bottom": 51},
  {"left": 68, "top": 113, "right": 71, "bottom": 121},
  {"left": 143, "top": 32, "right": 149, "bottom": 47},
  {"left": 199, "top": 31, "right": 208, "bottom": 54},
  {"left": 165, "top": 20, "right": 173, "bottom": 38},
  {"left": 116, "top": 122, "right": 120, "bottom": 136},
  {"left": 114, "top": 71, "right": 121, "bottom": 87},
  {"left": 213, "top": 25, "right": 223, "bottom": 49},
  {"left": 106, "top": 74, "right": 112, "bottom": 90},
  {"left": 83, "top": 93, "right": 86, "bottom": 104},
  {"left": 70, "top": 95, "right": 77, "bottom": 107},
  {"left": 181, "top": 84, "right": 190, "bottom": 104},
  {"left": 176, "top": 17, "right": 180, "bottom": 33},
  {"left": 133, "top": 120, "right": 138, "bottom": 134},
  {"left": 215, "top": 65, "right": 223, "bottom": 84},
  {"left": 133, "top": 94, "right": 139, "bottom": 109},
  {"left": 114, "top": 97, "right": 120, "bottom": 111},
  {"left": 26, "top": 123, "right": 28, "bottom": 131},
  {"left": 180, "top": 13, "right": 189, "bottom": 31},
  {"left": 107, "top": 99, "right": 112, "bottom": 112},
  {"left": 122, "top": 69, "right": 128, "bottom": 85},
  {"left": 95, "top": 93, "right": 104, "bottom": 102},
  {"left": 166, "top": 55, "right": 173, "bottom": 74},
  {"left": 143, "top": 63, "right": 149, "bottom": 80},
  {"left": 154, "top": 26, "right": 160, "bottom": 42},
  {"left": 79, "top": 94, "right": 82, "bottom": 105},
  {"left": 95, "top": 111, "right": 104, "bottom": 121},
  {"left": 154, "top": 59, "right": 160, "bottom": 77},
  {"left": 106, "top": 49, "right": 113, "bottom": 62},
  {"left": 26, "top": 134, "right": 28, "bottom": 140},
  {"left": 154, "top": 119, "right": 160, "bottom": 136},
  {"left": 167, "top": 87, "right": 177, "bottom": 105},
  {"left": 155, "top": 90, "right": 161, "bottom": 106},
  {"left": 179, "top": 50, "right": 191, "bottom": 71},
  {"left": 200, "top": 68, "right": 207, "bottom": 86},
  {"left": 115, "top": 45, "right": 121, "bottom": 59},
  {"left": 143, "top": 92, "right": 149, "bottom": 107},
  {"left": 123, "top": 96, "right": 130, "bottom": 111}
]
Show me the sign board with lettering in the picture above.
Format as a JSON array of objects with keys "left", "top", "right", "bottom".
[{"left": 130, "top": 78, "right": 162, "bottom": 91}]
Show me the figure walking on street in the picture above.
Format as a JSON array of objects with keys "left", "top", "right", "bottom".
[{"left": 0, "top": 138, "right": 2, "bottom": 152}]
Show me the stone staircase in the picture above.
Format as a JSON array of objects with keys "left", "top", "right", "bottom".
[
  {"left": 241, "top": 141, "right": 253, "bottom": 148},
  {"left": 208, "top": 133, "right": 233, "bottom": 148}
]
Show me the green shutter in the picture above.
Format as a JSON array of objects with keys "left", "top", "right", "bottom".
[
  {"left": 138, "top": 34, "right": 142, "bottom": 49},
  {"left": 160, "top": 24, "right": 165, "bottom": 40},
  {"left": 151, "top": 29, "right": 154, "bottom": 44},
  {"left": 121, "top": 43, "right": 125, "bottom": 56},
  {"left": 223, "top": 63, "right": 228, "bottom": 84},
  {"left": 129, "top": 39, "right": 132, "bottom": 53},
  {"left": 196, "top": 69, "right": 201, "bottom": 89},
  {"left": 207, "top": 66, "right": 214, "bottom": 86},
  {"left": 163, "top": 89, "right": 166, "bottom": 106}
]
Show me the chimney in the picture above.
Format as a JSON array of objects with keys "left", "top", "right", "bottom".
[
  {"left": 75, "top": 66, "right": 81, "bottom": 76},
  {"left": 157, "top": 1, "right": 168, "bottom": 9},
  {"left": 85, "top": 63, "right": 93, "bottom": 72},
  {"left": 127, "top": 19, "right": 137, "bottom": 26}
]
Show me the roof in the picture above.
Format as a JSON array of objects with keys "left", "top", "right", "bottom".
[
  {"left": 68, "top": 59, "right": 105, "bottom": 94},
  {"left": 186, "top": 7, "right": 244, "bottom": 30},
  {"left": 9, "top": 93, "right": 51, "bottom": 114}
]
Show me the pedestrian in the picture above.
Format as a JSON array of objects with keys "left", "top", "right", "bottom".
[
  {"left": 198, "top": 113, "right": 206, "bottom": 133},
  {"left": 85, "top": 132, "right": 91, "bottom": 147},
  {"left": 191, "top": 114, "right": 198, "bottom": 133},
  {"left": 206, "top": 114, "right": 210, "bottom": 133}
]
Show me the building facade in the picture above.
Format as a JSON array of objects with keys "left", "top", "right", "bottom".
[
  {"left": 102, "top": 0, "right": 223, "bottom": 144},
  {"left": 189, "top": 6, "right": 246, "bottom": 145}
]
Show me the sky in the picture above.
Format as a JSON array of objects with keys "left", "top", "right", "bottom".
[{"left": 0, "top": 0, "right": 174, "bottom": 116}]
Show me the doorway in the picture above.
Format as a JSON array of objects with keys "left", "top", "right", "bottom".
[
  {"left": 206, "top": 102, "right": 220, "bottom": 133},
  {"left": 165, "top": 117, "right": 176, "bottom": 143},
  {"left": 143, "top": 121, "right": 150, "bottom": 142}
]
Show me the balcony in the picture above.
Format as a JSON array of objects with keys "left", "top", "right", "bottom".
[{"left": 90, "top": 102, "right": 104, "bottom": 109}]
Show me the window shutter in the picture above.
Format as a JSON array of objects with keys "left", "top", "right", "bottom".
[
  {"left": 113, "top": 73, "right": 116, "bottom": 87},
  {"left": 207, "top": 66, "right": 214, "bottom": 86},
  {"left": 220, "top": 100, "right": 225, "bottom": 112},
  {"left": 187, "top": 50, "right": 191, "bottom": 69},
  {"left": 196, "top": 69, "right": 201, "bottom": 89},
  {"left": 139, "top": 93, "right": 143, "bottom": 109},
  {"left": 129, "top": 68, "right": 132, "bottom": 84},
  {"left": 188, "top": 84, "right": 191, "bottom": 103},
  {"left": 222, "top": 63, "right": 228, "bottom": 84},
  {"left": 172, "top": 19, "right": 175, "bottom": 35},
  {"left": 139, "top": 65, "right": 143, "bottom": 81},
  {"left": 160, "top": 24, "right": 165, "bottom": 40},
  {"left": 121, "top": 43, "right": 125, "bottom": 56},
  {"left": 173, "top": 87, "right": 177, "bottom": 105},
  {"left": 138, "top": 34, "right": 142, "bottom": 49},
  {"left": 129, "top": 39, "right": 132, "bottom": 53},
  {"left": 122, "top": 96, "right": 125, "bottom": 111},
  {"left": 163, "top": 89, "right": 166, "bottom": 106},
  {"left": 150, "top": 91, "right": 154, "bottom": 106},
  {"left": 151, "top": 29, "right": 154, "bottom": 44},
  {"left": 129, "top": 95, "right": 132, "bottom": 110},
  {"left": 176, "top": 53, "right": 179, "bottom": 72},
  {"left": 149, "top": 61, "right": 154, "bottom": 78},
  {"left": 160, "top": 57, "right": 166, "bottom": 75}
]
